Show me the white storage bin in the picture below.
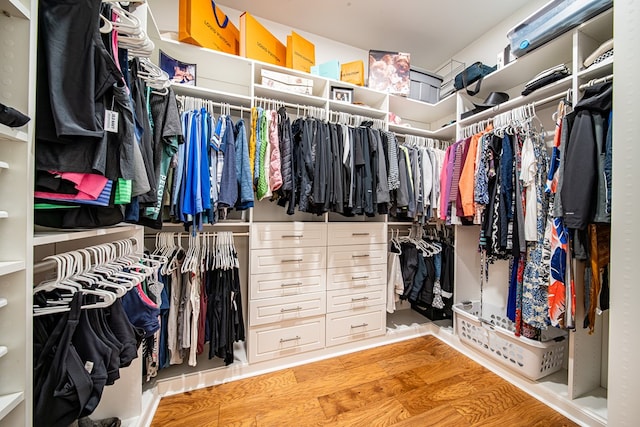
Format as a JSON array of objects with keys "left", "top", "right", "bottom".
[{"left": 453, "top": 301, "right": 567, "bottom": 380}]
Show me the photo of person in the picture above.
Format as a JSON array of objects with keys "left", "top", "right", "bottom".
[
  {"left": 368, "top": 50, "right": 411, "bottom": 96},
  {"left": 331, "top": 87, "right": 353, "bottom": 103},
  {"left": 159, "top": 50, "right": 197, "bottom": 86}
]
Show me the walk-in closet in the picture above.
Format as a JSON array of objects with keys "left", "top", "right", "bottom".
[{"left": 0, "top": 0, "right": 637, "bottom": 425}]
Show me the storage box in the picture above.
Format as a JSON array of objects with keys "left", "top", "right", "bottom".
[
  {"left": 453, "top": 301, "right": 567, "bottom": 380},
  {"left": 409, "top": 68, "right": 442, "bottom": 104},
  {"left": 260, "top": 69, "right": 313, "bottom": 95},
  {"left": 368, "top": 50, "right": 411, "bottom": 96},
  {"left": 340, "top": 60, "right": 365, "bottom": 86},
  {"left": 239, "top": 12, "right": 286, "bottom": 66},
  {"left": 286, "top": 31, "right": 315, "bottom": 73},
  {"left": 178, "top": 0, "right": 239, "bottom": 55},
  {"left": 436, "top": 59, "right": 465, "bottom": 100},
  {"left": 508, "top": 0, "right": 612, "bottom": 58},
  {"left": 311, "top": 60, "right": 341, "bottom": 80}
]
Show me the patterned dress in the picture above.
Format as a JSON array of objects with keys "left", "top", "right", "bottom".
[{"left": 521, "top": 127, "right": 551, "bottom": 329}]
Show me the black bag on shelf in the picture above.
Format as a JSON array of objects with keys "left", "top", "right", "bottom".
[{"left": 454, "top": 62, "right": 497, "bottom": 96}]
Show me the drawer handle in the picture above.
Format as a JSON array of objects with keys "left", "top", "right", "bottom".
[
  {"left": 351, "top": 323, "right": 369, "bottom": 329},
  {"left": 352, "top": 232, "right": 370, "bottom": 236},
  {"left": 281, "top": 306, "right": 303, "bottom": 313},
  {"left": 351, "top": 296, "right": 369, "bottom": 302},
  {"left": 282, "top": 234, "right": 303, "bottom": 238},
  {"left": 282, "top": 258, "right": 303, "bottom": 263},
  {"left": 280, "top": 336, "right": 301, "bottom": 343},
  {"left": 352, "top": 254, "right": 370, "bottom": 258},
  {"left": 281, "top": 282, "right": 303, "bottom": 288},
  {"left": 352, "top": 275, "right": 369, "bottom": 280}
]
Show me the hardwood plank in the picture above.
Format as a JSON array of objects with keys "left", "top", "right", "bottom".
[
  {"left": 451, "top": 383, "right": 530, "bottom": 425},
  {"left": 337, "top": 336, "right": 432, "bottom": 370},
  {"left": 215, "top": 369, "right": 298, "bottom": 405},
  {"left": 473, "top": 400, "right": 580, "bottom": 427},
  {"left": 376, "top": 348, "right": 439, "bottom": 376},
  {"left": 292, "top": 357, "right": 346, "bottom": 383},
  {"left": 255, "top": 398, "right": 325, "bottom": 427},
  {"left": 394, "top": 374, "right": 477, "bottom": 416},
  {"left": 318, "top": 370, "right": 426, "bottom": 417},
  {"left": 390, "top": 403, "right": 472, "bottom": 427},
  {"left": 151, "top": 390, "right": 221, "bottom": 427},
  {"left": 320, "top": 397, "right": 411, "bottom": 427}
]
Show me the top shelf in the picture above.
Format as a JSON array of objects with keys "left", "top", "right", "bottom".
[
  {"left": 33, "top": 224, "right": 143, "bottom": 246},
  {"left": 0, "top": 0, "right": 30, "bottom": 20}
]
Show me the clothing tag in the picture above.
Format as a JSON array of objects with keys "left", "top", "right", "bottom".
[
  {"left": 104, "top": 109, "right": 119, "bottom": 133},
  {"left": 84, "top": 360, "right": 94, "bottom": 374}
]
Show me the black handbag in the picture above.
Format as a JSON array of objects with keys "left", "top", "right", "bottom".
[{"left": 454, "top": 62, "right": 497, "bottom": 96}]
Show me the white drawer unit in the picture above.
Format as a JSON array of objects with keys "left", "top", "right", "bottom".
[
  {"left": 327, "top": 264, "right": 386, "bottom": 291},
  {"left": 326, "top": 286, "right": 385, "bottom": 313},
  {"left": 327, "top": 223, "right": 386, "bottom": 246},
  {"left": 250, "top": 269, "right": 326, "bottom": 300},
  {"left": 251, "top": 222, "right": 327, "bottom": 249},
  {"left": 250, "top": 292, "right": 326, "bottom": 326},
  {"left": 248, "top": 316, "right": 326, "bottom": 363},
  {"left": 327, "top": 243, "right": 386, "bottom": 269},
  {"left": 325, "top": 307, "right": 386, "bottom": 347},
  {"left": 250, "top": 246, "right": 326, "bottom": 274}
]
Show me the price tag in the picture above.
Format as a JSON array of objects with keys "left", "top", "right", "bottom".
[{"left": 104, "top": 109, "right": 119, "bottom": 133}]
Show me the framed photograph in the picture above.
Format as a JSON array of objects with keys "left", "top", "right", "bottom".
[
  {"left": 331, "top": 87, "right": 353, "bottom": 103},
  {"left": 159, "top": 50, "right": 197, "bottom": 86},
  {"left": 368, "top": 49, "right": 411, "bottom": 96}
]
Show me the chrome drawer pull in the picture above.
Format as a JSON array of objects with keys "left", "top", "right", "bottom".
[
  {"left": 280, "top": 282, "right": 303, "bottom": 288},
  {"left": 280, "top": 306, "right": 303, "bottom": 313},
  {"left": 280, "top": 336, "right": 301, "bottom": 343},
  {"left": 282, "top": 234, "right": 303, "bottom": 238},
  {"left": 352, "top": 275, "right": 369, "bottom": 280},
  {"left": 352, "top": 254, "right": 370, "bottom": 258},
  {"left": 351, "top": 296, "right": 369, "bottom": 302},
  {"left": 281, "top": 258, "right": 303, "bottom": 263},
  {"left": 351, "top": 323, "right": 368, "bottom": 329},
  {"left": 352, "top": 232, "right": 370, "bottom": 236}
]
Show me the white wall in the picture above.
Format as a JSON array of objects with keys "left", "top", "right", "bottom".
[
  {"left": 435, "top": 0, "right": 549, "bottom": 72},
  {"left": 147, "top": 0, "right": 368, "bottom": 68}
]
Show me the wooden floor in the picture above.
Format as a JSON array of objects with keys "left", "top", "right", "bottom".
[{"left": 151, "top": 336, "right": 578, "bottom": 427}]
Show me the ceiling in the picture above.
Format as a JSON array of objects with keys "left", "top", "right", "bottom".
[{"left": 218, "top": 0, "right": 531, "bottom": 71}]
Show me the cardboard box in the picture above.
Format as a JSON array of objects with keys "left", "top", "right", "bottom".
[
  {"left": 368, "top": 50, "right": 411, "bottom": 96},
  {"left": 179, "top": 0, "right": 239, "bottom": 55},
  {"left": 286, "top": 31, "right": 315, "bottom": 73},
  {"left": 239, "top": 12, "right": 286, "bottom": 66},
  {"left": 261, "top": 69, "right": 313, "bottom": 95},
  {"left": 340, "top": 60, "right": 365, "bottom": 86}
]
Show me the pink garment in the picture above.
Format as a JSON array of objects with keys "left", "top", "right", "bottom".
[
  {"left": 35, "top": 171, "right": 109, "bottom": 201},
  {"left": 439, "top": 147, "right": 452, "bottom": 220},
  {"left": 268, "top": 110, "right": 283, "bottom": 191}
]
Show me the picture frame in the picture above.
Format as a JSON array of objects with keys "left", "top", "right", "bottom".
[
  {"left": 331, "top": 86, "right": 353, "bottom": 103},
  {"left": 159, "top": 50, "right": 197, "bottom": 86}
]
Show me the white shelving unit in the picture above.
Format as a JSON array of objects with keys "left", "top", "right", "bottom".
[
  {"left": 0, "top": 0, "right": 34, "bottom": 425},
  {"left": 453, "top": 8, "right": 613, "bottom": 427}
]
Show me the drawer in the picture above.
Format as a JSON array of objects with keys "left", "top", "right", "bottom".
[
  {"left": 325, "top": 307, "right": 386, "bottom": 347},
  {"left": 250, "top": 269, "right": 326, "bottom": 300},
  {"left": 250, "top": 292, "right": 326, "bottom": 326},
  {"left": 327, "top": 244, "right": 386, "bottom": 269},
  {"left": 251, "top": 223, "right": 327, "bottom": 249},
  {"left": 248, "top": 316, "right": 325, "bottom": 364},
  {"left": 328, "top": 223, "right": 386, "bottom": 246},
  {"left": 327, "top": 265, "right": 386, "bottom": 291},
  {"left": 250, "top": 247, "right": 326, "bottom": 274},
  {"left": 326, "top": 286, "right": 386, "bottom": 313}
]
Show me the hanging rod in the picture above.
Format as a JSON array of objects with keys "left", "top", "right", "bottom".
[
  {"left": 579, "top": 73, "right": 613, "bottom": 90},
  {"left": 175, "top": 95, "right": 252, "bottom": 113},
  {"left": 33, "top": 238, "right": 140, "bottom": 275},
  {"left": 144, "top": 231, "right": 250, "bottom": 238}
]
